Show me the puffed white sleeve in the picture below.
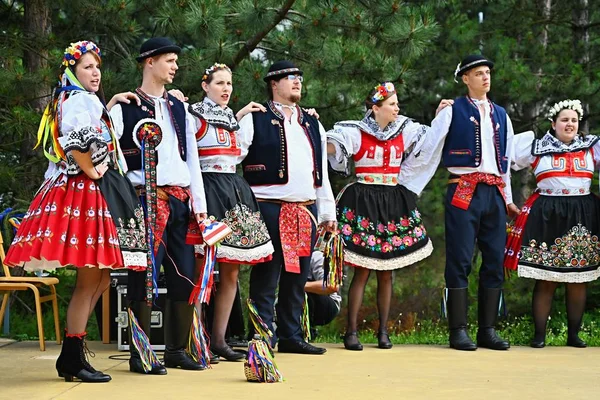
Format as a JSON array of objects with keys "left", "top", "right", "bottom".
[
  {"left": 398, "top": 106, "right": 452, "bottom": 195},
  {"left": 400, "top": 117, "right": 428, "bottom": 154},
  {"left": 59, "top": 92, "right": 105, "bottom": 154},
  {"left": 511, "top": 130, "right": 536, "bottom": 171},
  {"left": 326, "top": 124, "right": 361, "bottom": 175},
  {"left": 590, "top": 136, "right": 600, "bottom": 169},
  {"left": 185, "top": 106, "right": 207, "bottom": 214}
]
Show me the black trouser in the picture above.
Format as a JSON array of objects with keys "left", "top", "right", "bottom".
[
  {"left": 306, "top": 292, "right": 339, "bottom": 327},
  {"left": 128, "top": 195, "right": 196, "bottom": 301},
  {"left": 249, "top": 202, "right": 317, "bottom": 344},
  {"left": 444, "top": 183, "right": 506, "bottom": 289}
]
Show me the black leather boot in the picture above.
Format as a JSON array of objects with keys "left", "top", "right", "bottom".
[
  {"left": 447, "top": 288, "right": 477, "bottom": 351},
  {"left": 163, "top": 299, "right": 205, "bottom": 370},
  {"left": 476, "top": 287, "right": 510, "bottom": 350},
  {"left": 128, "top": 301, "right": 167, "bottom": 375},
  {"left": 55, "top": 334, "right": 111, "bottom": 382}
]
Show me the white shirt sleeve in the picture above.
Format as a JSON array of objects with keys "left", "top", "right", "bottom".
[
  {"left": 237, "top": 113, "right": 255, "bottom": 161},
  {"left": 108, "top": 104, "right": 124, "bottom": 139},
  {"left": 59, "top": 92, "right": 104, "bottom": 147},
  {"left": 399, "top": 106, "right": 452, "bottom": 195},
  {"left": 184, "top": 108, "right": 207, "bottom": 214},
  {"left": 511, "top": 131, "right": 536, "bottom": 171},
  {"left": 502, "top": 116, "right": 515, "bottom": 204},
  {"left": 316, "top": 122, "right": 337, "bottom": 223}
]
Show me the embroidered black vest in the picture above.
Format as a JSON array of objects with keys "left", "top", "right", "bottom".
[
  {"left": 442, "top": 96, "right": 508, "bottom": 174},
  {"left": 242, "top": 101, "right": 323, "bottom": 187},
  {"left": 118, "top": 89, "right": 187, "bottom": 171}
]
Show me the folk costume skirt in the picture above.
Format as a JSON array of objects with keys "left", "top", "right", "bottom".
[
  {"left": 508, "top": 193, "right": 600, "bottom": 283},
  {"left": 5, "top": 170, "right": 147, "bottom": 271},
  {"left": 195, "top": 172, "right": 273, "bottom": 264},
  {"left": 336, "top": 182, "right": 433, "bottom": 270}
]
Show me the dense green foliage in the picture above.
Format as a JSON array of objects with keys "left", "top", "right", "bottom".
[{"left": 2, "top": 0, "right": 600, "bottom": 342}]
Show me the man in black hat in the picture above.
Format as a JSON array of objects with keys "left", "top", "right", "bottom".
[
  {"left": 401, "top": 54, "right": 519, "bottom": 351},
  {"left": 110, "top": 37, "right": 208, "bottom": 373},
  {"left": 237, "top": 60, "right": 336, "bottom": 354}
]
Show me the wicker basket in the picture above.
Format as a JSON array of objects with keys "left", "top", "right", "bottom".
[{"left": 244, "top": 361, "right": 261, "bottom": 382}]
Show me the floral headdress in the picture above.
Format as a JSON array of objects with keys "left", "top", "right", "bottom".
[
  {"left": 202, "top": 63, "right": 231, "bottom": 81},
  {"left": 371, "top": 82, "right": 395, "bottom": 103},
  {"left": 62, "top": 40, "right": 101, "bottom": 67},
  {"left": 547, "top": 99, "right": 584, "bottom": 121}
]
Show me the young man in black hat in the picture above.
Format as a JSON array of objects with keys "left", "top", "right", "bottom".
[
  {"left": 237, "top": 60, "right": 336, "bottom": 355},
  {"left": 110, "top": 37, "right": 208, "bottom": 373},
  {"left": 401, "top": 54, "right": 519, "bottom": 351}
]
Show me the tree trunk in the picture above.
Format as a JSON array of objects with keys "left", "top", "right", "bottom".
[
  {"left": 21, "top": 0, "right": 51, "bottom": 164},
  {"left": 572, "top": 0, "right": 589, "bottom": 133}
]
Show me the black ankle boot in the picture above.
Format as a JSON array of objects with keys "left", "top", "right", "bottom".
[
  {"left": 55, "top": 334, "right": 111, "bottom": 383},
  {"left": 447, "top": 288, "right": 477, "bottom": 351},
  {"left": 163, "top": 300, "right": 205, "bottom": 370},
  {"left": 128, "top": 301, "right": 167, "bottom": 375},
  {"left": 476, "top": 287, "right": 510, "bottom": 350},
  {"left": 377, "top": 331, "right": 393, "bottom": 349},
  {"left": 343, "top": 331, "right": 363, "bottom": 351}
]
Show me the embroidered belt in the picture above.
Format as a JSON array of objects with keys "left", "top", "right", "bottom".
[
  {"left": 257, "top": 199, "right": 316, "bottom": 274},
  {"left": 356, "top": 174, "right": 398, "bottom": 186},
  {"left": 136, "top": 185, "right": 202, "bottom": 254},
  {"left": 200, "top": 163, "right": 236, "bottom": 173},
  {"left": 538, "top": 187, "right": 590, "bottom": 196},
  {"left": 448, "top": 172, "right": 506, "bottom": 210}
]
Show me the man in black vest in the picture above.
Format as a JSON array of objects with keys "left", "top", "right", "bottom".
[
  {"left": 402, "top": 54, "right": 520, "bottom": 351},
  {"left": 237, "top": 60, "right": 336, "bottom": 354},
  {"left": 110, "top": 37, "right": 208, "bottom": 373}
]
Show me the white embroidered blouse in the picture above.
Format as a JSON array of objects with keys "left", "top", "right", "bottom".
[{"left": 512, "top": 131, "right": 600, "bottom": 196}]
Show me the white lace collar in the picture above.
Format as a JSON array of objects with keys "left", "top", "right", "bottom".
[
  {"left": 335, "top": 114, "right": 411, "bottom": 141},
  {"left": 188, "top": 97, "right": 239, "bottom": 131},
  {"left": 532, "top": 132, "right": 599, "bottom": 155}
]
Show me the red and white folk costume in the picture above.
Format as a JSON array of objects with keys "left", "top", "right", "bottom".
[
  {"left": 505, "top": 131, "right": 600, "bottom": 282},
  {"left": 6, "top": 91, "right": 147, "bottom": 271},
  {"left": 327, "top": 114, "right": 433, "bottom": 270},
  {"left": 189, "top": 97, "right": 274, "bottom": 263}
]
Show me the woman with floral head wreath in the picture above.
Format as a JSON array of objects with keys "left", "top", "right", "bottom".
[
  {"left": 506, "top": 99, "right": 600, "bottom": 348},
  {"left": 186, "top": 63, "right": 275, "bottom": 361},
  {"left": 4, "top": 40, "right": 147, "bottom": 382},
  {"left": 327, "top": 82, "right": 451, "bottom": 351}
]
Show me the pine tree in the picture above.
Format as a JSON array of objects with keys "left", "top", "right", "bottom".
[{"left": 1, "top": 0, "right": 438, "bottom": 200}]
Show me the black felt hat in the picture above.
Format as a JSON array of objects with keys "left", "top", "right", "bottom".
[
  {"left": 136, "top": 37, "right": 181, "bottom": 62},
  {"left": 455, "top": 54, "right": 494, "bottom": 77},
  {"left": 263, "top": 60, "right": 303, "bottom": 82}
]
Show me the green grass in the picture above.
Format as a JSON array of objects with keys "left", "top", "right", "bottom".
[{"left": 312, "top": 310, "right": 600, "bottom": 346}]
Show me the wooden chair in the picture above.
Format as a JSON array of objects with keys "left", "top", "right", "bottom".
[{"left": 0, "top": 231, "right": 61, "bottom": 350}]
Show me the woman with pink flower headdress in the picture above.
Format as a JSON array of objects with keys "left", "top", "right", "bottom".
[
  {"left": 505, "top": 99, "right": 600, "bottom": 348},
  {"left": 5, "top": 40, "right": 147, "bottom": 382},
  {"left": 327, "top": 82, "right": 451, "bottom": 351}
]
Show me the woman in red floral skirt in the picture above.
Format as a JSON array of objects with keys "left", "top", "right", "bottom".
[{"left": 5, "top": 41, "right": 147, "bottom": 383}]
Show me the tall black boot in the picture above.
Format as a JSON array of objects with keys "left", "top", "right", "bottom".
[
  {"left": 163, "top": 299, "right": 205, "bottom": 370},
  {"left": 477, "top": 287, "right": 510, "bottom": 350},
  {"left": 55, "top": 334, "right": 111, "bottom": 383},
  {"left": 128, "top": 301, "right": 167, "bottom": 375},
  {"left": 447, "top": 288, "right": 477, "bottom": 351}
]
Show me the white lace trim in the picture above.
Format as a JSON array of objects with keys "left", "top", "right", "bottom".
[
  {"left": 518, "top": 264, "right": 600, "bottom": 283},
  {"left": 344, "top": 240, "right": 433, "bottom": 270},
  {"left": 195, "top": 241, "right": 275, "bottom": 263}
]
